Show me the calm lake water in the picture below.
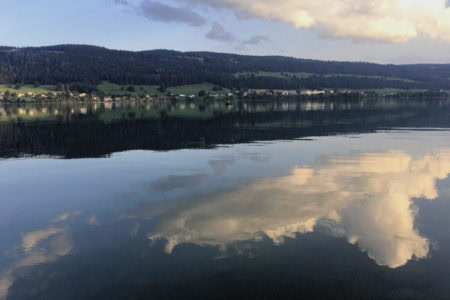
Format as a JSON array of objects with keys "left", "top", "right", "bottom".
[{"left": 1, "top": 99, "right": 450, "bottom": 299}]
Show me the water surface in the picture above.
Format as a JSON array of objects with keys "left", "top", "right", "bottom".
[{"left": 1, "top": 99, "right": 450, "bottom": 299}]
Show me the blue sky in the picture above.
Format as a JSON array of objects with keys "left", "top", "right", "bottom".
[{"left": 2, "top": 0, "right": 450, "bottom": 64}]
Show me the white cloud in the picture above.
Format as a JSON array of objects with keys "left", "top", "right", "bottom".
[
  {"left": 146, "top": 149, "right": 450, "bottom": 268},
  {"left": 0, "top": 211, "right": 80, "bottom": 300},
  {"left": 243, "top": 35, "right": 271, "bottom": 45},
  {"left": 21, "top": 227, "right": 66, "bottom": 252},
  {"left": 0, "top": 277, "right": 13, "bottom": 300},
  {"left": 138, "top": 1, "right": 207, "bottom": 27},
  {"left": 52, "top": 211, "right": 82, "bottom": 223},
  {"left": 184, "top": 0, "right": 450, "bottom": 43},
  {"left": 206, "top": 22, "right": 236, "bottom": 42},
  {"left": 1, "top": 226, "right": 73, "bottom": 300}
]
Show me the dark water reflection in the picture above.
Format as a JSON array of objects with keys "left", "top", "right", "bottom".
[
  {"left": 1, "top": 99, "right": 450, "bottom": 299},
  {"left": 1, "top": 99, "right": 450, "bottom": 158}
]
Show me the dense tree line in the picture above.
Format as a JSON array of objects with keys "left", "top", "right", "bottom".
[{"left": 1, "top": 44, "right": 450, "bottom": 90}]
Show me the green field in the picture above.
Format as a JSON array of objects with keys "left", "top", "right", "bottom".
[
  {"left": 97, "top": 82, "right": 222, "bottom": 97},
  {"left": 235, "top": 72, "right": 417, "bottom": 83},
  {"left": 97, "top": 82, "right": 164, "bottom": 96},
  {"left": 0, "top": 82, "right": 223, "bottom": 97},
  {"left": 167, "top": 83, "right": 221, "bottom": 96},
  {"left": 0, "top": 80, "right": 423, "bottom": 100},
  {"left": 0, "top": 84, "right": 56, "bottom": 94},
  {"left": 323, "top": 74, "right": 417, "bottom": 83}
]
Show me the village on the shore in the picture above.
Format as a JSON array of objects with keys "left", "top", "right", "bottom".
[{"left": 0, "top": 86, "right": 447, "bottom": 103}]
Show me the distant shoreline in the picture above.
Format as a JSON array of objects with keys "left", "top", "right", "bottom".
[{"left": 1, "top": 90, "right": 448, "bottom": 105}]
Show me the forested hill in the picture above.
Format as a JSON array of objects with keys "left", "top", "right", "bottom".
[{"left": 1, "top": 44, "right": 450, "bottom": 90}]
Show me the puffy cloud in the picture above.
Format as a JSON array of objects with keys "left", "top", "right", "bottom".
[
  {"left": 183, "top": 0, "right": 450, "bottom": 43},
  {"left": 112, "top": 1, "right": 270, "bottom": 45},
  {"left": 138, "top": 1, "right": 207, "bottom": 27},
  {"left": 52, "top": 211, "right": 82, "bottom": 223},
  {"left": 21, "top": 227, "right": 66, "bottom": 252},
  {"left": 1, "top": 226, "right": 73, "bottom": 300},
  {"left": 0, "top": 278, "right": 12, "bottom": 300},
  {"left": 206, "top": 22, "right": 236, "bottom": 42},
  {"left": 0, "top": 212, "right": 78, "bottom": 300},
  {"left": 206, "top": 23, "right": 271, "bottom": 45},
  {"left": 145, "top": 149, "right": 450, "bottom": 268},
  {"left": 243, "top": 35, "right": 271, "bottom": 45}
]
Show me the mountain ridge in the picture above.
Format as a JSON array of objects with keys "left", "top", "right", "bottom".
[{"left": 1, "top": 44, "right": 450, "bottom": 90}]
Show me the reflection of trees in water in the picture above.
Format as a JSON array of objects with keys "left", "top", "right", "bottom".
[{"left": 1, "top": 100, "right": 450, "bottom": 158}]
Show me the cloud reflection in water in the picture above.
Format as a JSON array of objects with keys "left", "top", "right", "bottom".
[
  {"left": 0, "top": 221, "right": 74, "bottom": 300},
  {"left": 146, "top": 149, "right": 450, "bottom": 268}
]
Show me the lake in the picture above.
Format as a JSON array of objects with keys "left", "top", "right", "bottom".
[{"left": 1, "top": 98, "right": 450, "bottom": 299}]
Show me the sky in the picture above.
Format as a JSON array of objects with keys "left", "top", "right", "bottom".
[{"left": 2, "top": 0, "right": 450, "bottom": 64}]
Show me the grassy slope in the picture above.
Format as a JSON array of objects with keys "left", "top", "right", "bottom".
[
  {"left": 234, "top": 72, "right": 417, "bottom": 83},
  {"left": 167, "top": 83, "right": 220, "bottom": 95},
  {"left": 0, "top": 80, "right": 421, "bottom": 99},
  {"left": 0, "top": 82, "right": 226, "bottom": 98},
  {"left": 97, "top": 82, "right": 222, "bottom": 97},
  {"left": 97, "top": 82, "right": 164, "bottom": 96},
  {"left": 0, "top": 84, "right": 56, "bottom": 94},
  {"left": 323, "top": 74, "right": 417, "bottom": 83}
]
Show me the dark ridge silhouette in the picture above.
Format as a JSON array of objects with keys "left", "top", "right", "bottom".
[{"left": 1, "top": 44, "right": 450, "bottom": 89}]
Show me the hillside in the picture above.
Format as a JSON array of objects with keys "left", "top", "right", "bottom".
[{"left": 1, "top": 44, "right": 450, "bottom": 90}]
